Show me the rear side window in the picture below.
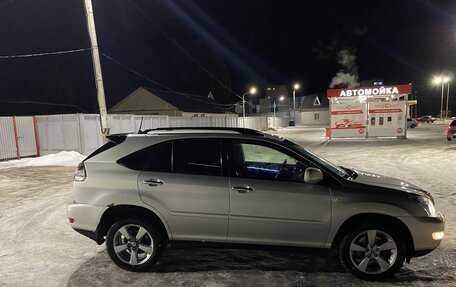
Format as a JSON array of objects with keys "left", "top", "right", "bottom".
[
  {"left": 118, "top": 141, "right": 172, "bottom": 172},
  {"left": 173, "top": 139, "right": 221, "bottom": 176},
  {"left": 85, "top": 141, "right": 116, "bottom": 161}
]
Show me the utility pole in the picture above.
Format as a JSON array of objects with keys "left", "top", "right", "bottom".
[{"left": 83, "top": 0, "right": 109, "bottom": 136}]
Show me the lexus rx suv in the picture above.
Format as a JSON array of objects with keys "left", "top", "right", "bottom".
[{"left": 68, "top": 128, "right": 444, "bottom": 281}]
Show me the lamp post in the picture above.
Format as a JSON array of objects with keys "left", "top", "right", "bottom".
[
  {"left": 433, "top": 76, "right": 445, "bottom": 120},
  {"left": 273, "top": 96, "right": 285, "bottom": 129},
  {"left": 433, "top": 76, "right": 450, "bottom": 121},
  {"left": 242, "top": 87, "right": 257, "bottom": 128},
  {"left": 291, "top": 83, "right": 300, "bottom": 126},
  {"left": 445, "top": 78, "right": 451, "bottom": 119}
]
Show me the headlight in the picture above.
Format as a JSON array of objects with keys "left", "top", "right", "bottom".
[{"left": 417, "top": 195, "right": 437, "bottom": 217}]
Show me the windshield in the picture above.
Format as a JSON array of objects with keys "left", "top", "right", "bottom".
[{"left": 282, "top": 139, "right": 348, "bottom": 177}]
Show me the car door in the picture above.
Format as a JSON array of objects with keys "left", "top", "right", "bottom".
[
  {"left": 226, "top": 139, "right": 331, "bottom": 248},
  {"left": 138, "top": 138, "right": 229, "bottom": 242}
]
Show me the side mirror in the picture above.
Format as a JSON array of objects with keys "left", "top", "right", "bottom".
[{"left": 304, "top": 167, "right": 323, "bottom": 184}]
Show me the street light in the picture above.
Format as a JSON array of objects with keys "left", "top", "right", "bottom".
[
  {"left": 433, "top": 76, "right": 450, "bottom": 121},
  {"left": 273, "top": 96, "right": 285, "bottom": 129},
  {"left": 242, "top": 86, "right": 257, "bottom": 127},
  {"left": 291, "top": 83, "right": 300, "bottom": 126},
  {"left": 444, "top": 77, "right": 451, "bottom": 119}
]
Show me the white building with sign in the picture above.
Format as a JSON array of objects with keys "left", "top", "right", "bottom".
[{"left": 326, "top": 84, "right": 412, "bottom": 139}]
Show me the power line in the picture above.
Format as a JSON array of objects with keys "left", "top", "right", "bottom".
[
  {"left": 128, "top": 0, "right": 242, "bottom": 100},
  {"left": 0, "top": 48, "right": 90, "bottom": 59},
  {"left": 99, "top": 52, "right": 237, "bottom": 109},
  {"left": 0, "top": 98, "right": 87, "bottom": 112},
  {"left": 99, "top": 52, "right": 172, "bottom": 91}
]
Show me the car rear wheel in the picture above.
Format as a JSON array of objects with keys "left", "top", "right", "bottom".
[
  {"left": 106, "top": 218, "right": 164, "bottom": 272},
  {"left": 447, "top": 136, "right": 452, "bottom": 141},
  {"left": 339, "top": 224, "right": 406, "bottom": 281}
]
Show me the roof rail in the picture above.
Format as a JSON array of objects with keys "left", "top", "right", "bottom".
[{"left": 141, "top": 127, "right": 265, "bottom": 136}]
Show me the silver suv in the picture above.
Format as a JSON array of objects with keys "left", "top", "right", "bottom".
[{"left": 68, "top": 128, "right": 444, "bottom": 281}]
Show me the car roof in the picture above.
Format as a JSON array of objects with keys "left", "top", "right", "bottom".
[{"left": 138, "top": 127, "right": 266, "bottom": 136}]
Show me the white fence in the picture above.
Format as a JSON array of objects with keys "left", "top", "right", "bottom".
[
  {"left": 0, "top": 113, "right": 291, "bottom": 159},
  {"left": 0, "top": 116, "right": 39, "bottom": 160}
]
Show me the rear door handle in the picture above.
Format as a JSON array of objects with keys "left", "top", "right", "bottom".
[
  {"left": 143, "top": 178, "right": 164, "bottom": 186},
  {"left": 231, "top": 185, "right": 254, "bottom": 193}
]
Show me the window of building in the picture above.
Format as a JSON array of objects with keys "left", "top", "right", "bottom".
[
  {"left": 173, "top": 139, "right": 221, "bottom": 176},
  {"left": 314, "top": 113, "right": 320, "bottom": 121}
]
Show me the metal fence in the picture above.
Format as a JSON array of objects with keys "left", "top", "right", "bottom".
[
  {"left": 0, "top": 116, "right": 39, "bottom": 160},
  {"left": 0, "top": 113, "right": 289, "bottom": 159}
]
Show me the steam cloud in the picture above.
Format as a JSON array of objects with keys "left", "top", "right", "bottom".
[{"left": 330, "top": 49, "right": 359, "bottom": 88}]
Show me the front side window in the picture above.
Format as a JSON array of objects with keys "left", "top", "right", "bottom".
[
  {"left": 173, "top": 139, "right": 221, "bottom": 176},
  {"left": 232, "top": 142, "right": 306, "bottom": 181}
]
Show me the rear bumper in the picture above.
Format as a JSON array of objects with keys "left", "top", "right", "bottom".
[
  {"left": 400, "top": 212, "right": 445, "bottom": 256},
  {"left": 67, "top": 202, "right": 108, "bottom": 244}
]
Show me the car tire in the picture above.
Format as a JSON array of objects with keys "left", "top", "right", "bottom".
[
  {"left": 106, "top": 218, "right": 165, "bottom": 272},
  {"left": 447, "top": 137, "right": 452, "bottom": 141},
  {"left": 411, "top": 124, "right": 417, "bottom": 129},
  {"left": 339, "top": 223, "right": 406, "bottom": 281}
]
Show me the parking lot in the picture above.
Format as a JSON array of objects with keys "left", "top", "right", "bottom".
[{"left": 0, "top": 124, "right": 455, "bottom": 287}]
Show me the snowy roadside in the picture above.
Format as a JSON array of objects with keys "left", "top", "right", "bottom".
[
  {"left": 0, "top": 151, "right": 85, "bottom": 169},
  {"left": 0, "top": 125, "right": 454, "bottom": 287}
]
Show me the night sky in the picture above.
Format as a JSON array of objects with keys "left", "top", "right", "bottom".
[{"left": 0, "top": 0, "right": 455, "bottom": 116}]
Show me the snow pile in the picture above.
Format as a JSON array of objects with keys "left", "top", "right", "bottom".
[{"left": 0, "top": 151, "right": 85, "bottom": 169}]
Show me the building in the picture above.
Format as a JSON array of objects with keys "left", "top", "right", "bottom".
[
  {"left": 109, "top": 87, "right": 237, "bottom": 117},
  {"left": 265, "top": 85, "right": 289, "bottom": 101},
  {"left": 300, "top": 93, "right": 329, "bottom": 125}
]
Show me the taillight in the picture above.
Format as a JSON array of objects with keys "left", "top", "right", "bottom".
[{"left": 74, "top": 162, "right": 86, "bottom": 182}]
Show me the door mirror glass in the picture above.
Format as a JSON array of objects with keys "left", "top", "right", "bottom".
[{"left": 304, "top": 167, "right": 323, "bottom": 184}]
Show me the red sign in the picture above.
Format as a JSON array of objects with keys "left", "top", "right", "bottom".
[
  {"left": 331, "top": 110, "right": 364, "bottom": 115},
  {"left": 368, "top": 108, "right": 403, "bottom": 113},
  {"left": 327, "top": 84, "right": 412, "bottom": 98}
]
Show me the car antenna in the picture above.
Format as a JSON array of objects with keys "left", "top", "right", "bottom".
[{"left": 138, "top": 116, "right": 144, "bottom": 134}]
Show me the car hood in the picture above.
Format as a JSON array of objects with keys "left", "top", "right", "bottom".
[{"left": 350, "top": 169, "right": 429, "bottom": 197}]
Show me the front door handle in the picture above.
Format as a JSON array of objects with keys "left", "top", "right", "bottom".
[
  {"left": 231, "top": 185, "right": 254, "bottom": 193},
  {"left": 143, "top": 178, "right": 164, "bottom": 186}
]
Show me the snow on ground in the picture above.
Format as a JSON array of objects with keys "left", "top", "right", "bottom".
[
  {"left": 0, "top": 151, "right": 85, "bottom": 169},
  {"left": 0, "top": 124, "right": 455, "bottom": 287}
]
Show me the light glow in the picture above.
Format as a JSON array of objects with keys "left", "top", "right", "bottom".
[
  {"left": 249, "top": 87, "right": 257, "bottom": 95},
  {"left": 432, "top": 231, "right": 444, "bottom": 240},
  {"left": 294, "top": 83, "right": 300, "bottom": 90},
  {"left": 279, "top": 96, "right": 285, "bottom": 101}
]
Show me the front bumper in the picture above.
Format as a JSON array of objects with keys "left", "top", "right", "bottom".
[
  {"left": 67, "top": 201, "right": 108, "bottom": 243},
  {"left": 400, "top": 212, "right": 445, "bottom": 257}
]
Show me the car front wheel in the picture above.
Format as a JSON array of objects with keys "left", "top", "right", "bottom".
[
  {"left": 106, "top": 218, "right": 164, "bottom": 272},
  {"left": 339, "top": 224, "right": 406, "bottom": 281}
]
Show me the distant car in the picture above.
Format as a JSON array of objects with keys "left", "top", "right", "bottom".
[
  {"left": 407, "top": 119, "right": 418, "bottom": 129},
  {"left": 418, "top": 115, "right": 435, "bottom": 123},
  {"left": 446, "top": 120, "right": 456, "bottom": 141}
]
